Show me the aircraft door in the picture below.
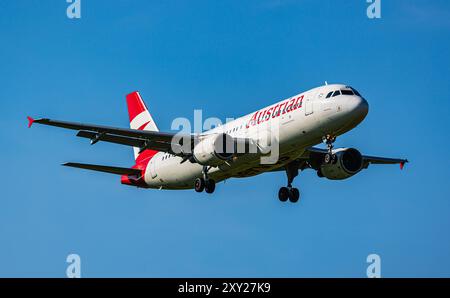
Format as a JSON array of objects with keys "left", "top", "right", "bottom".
[
  {"left": 149, "top": 158, "right": 157, "bottom": 178},
  {"left": 304, "top": 93, "right": 314, "bottom": 116}
]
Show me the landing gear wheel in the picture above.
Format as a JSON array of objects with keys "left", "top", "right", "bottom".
[
  {"left": 288, "top": 188, "right": 300, "bottom": 203},
  {"left": 194, "top": 178, "right": 205, "bottom": 192},
  {"left": 324, "top": 153, "right": 337, "bottom": 164},
  {"left": 205, "top": 179, "right": 216, "bottom": 194},
  {"left": 278, "top": 187, "right": 289, "bottom": 202},
  {"left": 324, "top": 153, "right": 332, "bottom": 164}
]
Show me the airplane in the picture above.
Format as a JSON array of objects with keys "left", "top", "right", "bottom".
[{"left": 27, "top": 83, "right": 408, "bottom": 203}]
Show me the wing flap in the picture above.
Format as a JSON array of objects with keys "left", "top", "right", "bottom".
[
  {"left": 62, "top": 162, "right": 142, "bottom": 175},
  {"left": 76, "top": 131, "right": 176, "bottom": 152},
  {"left": 76, "top": 130, "right": 146, "bottom": 147}
]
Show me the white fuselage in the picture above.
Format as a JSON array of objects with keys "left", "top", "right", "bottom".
[{"left": 144, "top": 84, "right": 369, "bottom": 189}]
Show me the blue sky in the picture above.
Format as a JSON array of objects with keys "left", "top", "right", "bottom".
[{"left": 1, "top": 0, "right": 449, "bottom": 277}]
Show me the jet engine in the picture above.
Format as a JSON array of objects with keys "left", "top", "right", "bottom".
[
  {"left": 320, "top": 148, "right": 364, "bottom": 180},
  {"left": 192, "top": 133, "right": 235, "bottom": 166}
]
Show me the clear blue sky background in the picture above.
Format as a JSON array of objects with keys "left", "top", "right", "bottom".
[{"left": 1, "top": 0, "right": 449, "bottom": 277}]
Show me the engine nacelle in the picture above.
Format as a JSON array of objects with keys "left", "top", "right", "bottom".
[
  {"left": 192, "top": 133, "right": 235, "bottom": 166},
  {"left": 320, "top": 148, "right": 363, "bottom": 180}
]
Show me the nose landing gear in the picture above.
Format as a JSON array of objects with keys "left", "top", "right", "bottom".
[
  {"left": 278, "top": 161, "right": 301, "bottom": 203},
  {"left": 323, "top": 134, "right": 337, "bottom": 164}
]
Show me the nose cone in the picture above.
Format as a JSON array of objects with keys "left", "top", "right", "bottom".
[{"left": 346, "top": 96, "right": 369, "bottom": 122}]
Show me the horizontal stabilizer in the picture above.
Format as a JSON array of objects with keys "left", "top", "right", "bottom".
[{"left": 62, "top": 162, "right": 142, "bottom": 176}]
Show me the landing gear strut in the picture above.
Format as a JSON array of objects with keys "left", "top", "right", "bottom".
[
  {"left": 194, "top": 166, "right": 216, "bottom": 194},
  {"left": 278, "top": 161, "right": 301, "bottom": 203},
  {"left": 322, "top": 134, "right": 337, "bottom": 164}
]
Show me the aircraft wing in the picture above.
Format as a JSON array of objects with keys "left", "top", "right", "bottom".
[
  {"left": 27, "top": 117, "right": 194, "bottom": 155},
  {"left": 268, "top": 147, "right": 408, "bottom": 173},
  {"left": 305, "top": 147, "right": 408, "bottom": 169}
]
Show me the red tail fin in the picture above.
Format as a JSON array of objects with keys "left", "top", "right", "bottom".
[
  {"left": 126, "top": 92, "right": 159, "bottom": 131},
  {"left": 125, "top": 91, "right": 159, "bottom": 160}
]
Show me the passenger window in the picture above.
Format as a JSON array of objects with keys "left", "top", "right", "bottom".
[{"left": 332, "top": 90, "right": 341, "bottom": 97}]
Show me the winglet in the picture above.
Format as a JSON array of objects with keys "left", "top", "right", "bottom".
[
  {"left": 27, "top": 116, "right": 35, "bottom": 128},
  {"left": 400, "top": 160, "right": 408, "bottom": 170}
]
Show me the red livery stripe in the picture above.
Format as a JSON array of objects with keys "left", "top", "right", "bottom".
[
  {"left": 120, "top": 149, "right": 158, "bottom": 188},
  {"left": 126, "top": 91, "right": 148, "bottom": 122},
  {"left": 137, "top": 121, "right": 150, "bottom": 131}
]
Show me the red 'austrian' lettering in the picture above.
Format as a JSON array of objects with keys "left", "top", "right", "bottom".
[{"left": 246, "top": 94, "right": 304, "bottom": 128}]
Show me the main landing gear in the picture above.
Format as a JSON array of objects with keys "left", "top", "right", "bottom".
[
  {"left": 278, "top": 161, "right": 301, "bottom": 203},
  {"left": 194, "top": 166, "right": 216, "bottom": 194},
  {"left": 322, "top": 134, "right": 337, "bottom": 164}
]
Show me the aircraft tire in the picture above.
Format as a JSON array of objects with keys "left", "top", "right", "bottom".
[
  {"left": 278, "top": 187, "right": 289, "bottom": 202},
  {"left": 288, "top": 188, "right": 300, "bottom": 203},
  {"left": 194, "top": 178, "right": 205, "bottom": 192},
  {"left": 205, "top": 179, "right": 216, "bottom": 194}
]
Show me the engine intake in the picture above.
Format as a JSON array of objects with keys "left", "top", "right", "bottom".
[{"left": 320, "top": 148, "right": 363, "bottom": 180}]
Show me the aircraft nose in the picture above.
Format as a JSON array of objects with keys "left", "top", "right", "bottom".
[{"left": 346, "top": 96, "right": 369, "bottom": 121}]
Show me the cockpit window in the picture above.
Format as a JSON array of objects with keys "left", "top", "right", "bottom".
[
  {"left": 341, "top": 89, "right": 354, "bottom": 95},
  {"left": 332, "top": 90, "right": 341, "bottom": 97},
  {"left": 326, "top": 88, "right": 358, "bottom": 98},
  {"left": 350, "top": 87, "right": 361, "bottom": 96}
]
